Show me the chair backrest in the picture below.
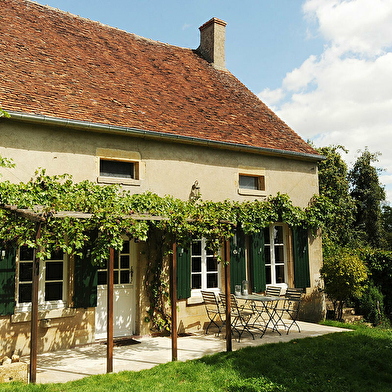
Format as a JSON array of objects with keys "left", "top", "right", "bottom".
[
  {"left": 285, "top": 288, "right": 303, "bottom": 302},
  {"left": 201, "top": 291, "right": 219, "bottom": 308},
  {"left": 219, "top": 293, "right": 239, "bottom": 311},
  {"left": 265, "top": 286, "right": 282, "bottom": 297}
]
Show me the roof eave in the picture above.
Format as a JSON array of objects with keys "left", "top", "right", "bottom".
[{"left": 5, "top": 111, "right": 325, "bottom": 162}]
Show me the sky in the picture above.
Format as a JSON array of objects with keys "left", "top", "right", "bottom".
[{"left": 38, "top": 0, "right": 392, "bottom": 204}]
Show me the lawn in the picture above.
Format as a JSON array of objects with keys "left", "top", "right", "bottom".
[{"left": 1, "top": 322, "right": 392, "bottom": 391}]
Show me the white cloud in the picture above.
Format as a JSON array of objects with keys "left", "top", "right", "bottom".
[{"left": 258, "top": 0, "right": 392, "bottom": 203}]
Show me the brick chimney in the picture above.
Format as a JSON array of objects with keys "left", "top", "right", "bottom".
[{"left": 198, "top": 18, "right": 227, "bottom": 71}]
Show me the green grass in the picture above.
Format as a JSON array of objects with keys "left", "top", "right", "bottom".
[{"left": 1, "top": 323, "right": 392, "bottom": 391}]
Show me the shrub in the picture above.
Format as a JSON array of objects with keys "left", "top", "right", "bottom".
[
  {"left": 321, "top": 247, "right": 367, "bottom": 320},
  {"left": 356, "top": 281, "right": 390, "bottom": 327}
]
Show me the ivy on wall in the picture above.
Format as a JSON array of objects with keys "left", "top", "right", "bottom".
[{"left": 0, "top": 169, "right": 331, "bottom": 331}]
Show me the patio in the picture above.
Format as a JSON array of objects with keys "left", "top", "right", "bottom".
[{"left": 21, "top": 321, "right": 349, "bottom": 384}]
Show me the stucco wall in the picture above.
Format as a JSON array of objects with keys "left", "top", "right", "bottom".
[
  {"left": 0, "top": 121, "right": 318, "bottom": 207},
  {"left": 0, "top": 119, "right": 323, "bottom": 347}
]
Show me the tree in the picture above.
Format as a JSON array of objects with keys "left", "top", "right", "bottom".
[
  {"left": 381, "top": 204, "right": 392, "bottom": 250},
  {"left": 349, "top": 148, "right": 385, "bottom": 248},
  {"left": 320, "top": 247, "right": 367, "bottom": 320},
  {"left": 316, "top": 145, "right": 356, "bottom": 247}
]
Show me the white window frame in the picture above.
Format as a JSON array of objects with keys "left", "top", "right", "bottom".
[
  {"left": 97, "top": 239, "right": 134, "bottom": 288},
  {"left": 190, "top": 238, "right": 220, "bottom": 297},
  {"left": 264, "top": 224, "right": 288, "bottom": 287},
  {"left": 16, "top": 247, "right": 68, "bottom": 312}
]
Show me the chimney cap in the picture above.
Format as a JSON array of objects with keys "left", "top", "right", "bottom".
[{"left": 199, "top": 17, "right": 227, "bottom": 31}]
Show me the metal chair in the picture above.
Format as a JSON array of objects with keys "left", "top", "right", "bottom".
[
  {"left": 275, "top": 288, "right": 303, "bottom": 334},
  {"left": 220, "top": 293, "right": 255, "bottom": 341},
  {"left": 201, "top": 290, "right": 226, "bottom": 335},
  {"left": 265, "top": 286, "right": 282, "bottom": 297}
]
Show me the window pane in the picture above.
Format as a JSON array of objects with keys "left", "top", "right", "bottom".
[
  {"left": 114, "top": 257, "right": 119, "bottom": 270},
  {"left": 51, "top": 249, "right": 63, "bottom": 260},
  {"left": 265, "top": 266, "right": 271, "bottom": 285},
  {"left": 264, "top": 246, "right": 271, "bottom": 265},
  {"left": 45, "top": 262, "right": 63, "bottom": 281},
  {"left": 207, "top": 273, "right": 218, "bottom": 288},
  {"left": 19, "top": 283, "right": 32, "bottom": 303},
  {"left": 98, "top": 271, "right": 107, "bottom": 285},
  {"left": 274, "top": 226, "right": 284, "bottom": 244},
  {"left": 274, "top": 246, "right": 284, "bottom": 262},
  {"left": 19, "top": 262, "right": 33, "bottom": 282},
  {"left": 206, "top": 257, "right": 217, "bottom": 272},
  {"left": 120, "top": 255, "right": 130, "bottom": 269},
  {"left": 192, "top": 257, "right": 202, "bottom": 273},
  {"left": 192, "top": 241, "right": 202, "bottom": 256},
  {"left": 120, "top": 271, "right": 129, "bottom": 284},
  {"left": 113, "top": 271, "right": 119, "bottom": 285},
  {"left": 20, "top": 246, "right": 34, "bottom": 261},
  {"left": 275, "top": 265, "right": 285, "bottom": 283},
  {"left": 191, "top": 274, "right": 201, "bottom": 289},
  {"left": 45, "top": 282, "right": 63, "bottom": 301},
  {"left": 239, "top": 175, "right": 258, "bottom": 190},
  {"left": 263, "top": 227, "right": 270, "bottom": 244},
  {"left": 122, "top": 241, "right": 130, "bottom": 254},
  {"left": 206, "top": 246, "right": 214, "bottom": 256},
  {"left": 100, "top": 160, "right": 134, "bottom": 178}
]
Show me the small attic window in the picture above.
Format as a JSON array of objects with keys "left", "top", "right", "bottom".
[
  {"left": 100, "top": 159, "right": 135, "bottom": 179},
  {"left": 98, "top": 158, "right": 141, "bottom": 186},
  {"left": 239, "top": 174, "right": 265, "bottom": 191}
]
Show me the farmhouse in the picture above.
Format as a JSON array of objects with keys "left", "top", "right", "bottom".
[{"left": 0, "top": 0, "right": 324, "bottom": 357}]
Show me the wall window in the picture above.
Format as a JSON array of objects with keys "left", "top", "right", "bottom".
[
  {"left": 264, "top": 224, "right": 287, "bottom": 285},
  {"left": 97, "top": 156, "right": 141, "bottom": 186},
  {"left": 100, "top": 159, "right": 136, "bottom": 179},
  {"left": 191, "top": 239, "right": 219, "bottom": 292},
  {"left": 97, "top": 240, "right": 133, "bottom": 286},
  {"left": 239, "top": 174, "right": 265, "bottom": 191},
  {"left": 17, "top": 246, "right": 67, "bottom": 310}
]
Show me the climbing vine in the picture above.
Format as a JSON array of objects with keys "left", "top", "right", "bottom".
[{"left": 0, "top": 169, "right": 331, "bottom": 331}]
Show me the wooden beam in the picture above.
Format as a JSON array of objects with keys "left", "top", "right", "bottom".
[
  {"left": 107, "top": 248, "right": 114, "bottom": 373},
  {"left": 171, "top": 242, "right": 178, "bottom": 361},
  {"left": 224, "top": 239, "right": 232, "bottom": 352},
  {"left": 29, "top": 222, "right": 42, "bottom": 384}
]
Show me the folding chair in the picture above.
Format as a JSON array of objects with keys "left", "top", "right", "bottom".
[
  {"left": 250, "top": 286, "right": 282, "bottom": 333},
  {"left": 201, "top": 290, "right": 226, "bottom": 335},
  {"left": 220, "top": 293, "right": 255, "bottom": 341},
  {"left": 275, "top": 288, "right": 303, "bottom": 334},
  {"left": 265, "top": 286, "right": 282, "bottom": 297}
]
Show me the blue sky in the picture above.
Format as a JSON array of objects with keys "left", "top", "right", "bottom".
[{"left": 39, "top": 0, "right": 392, "bottom": 204}]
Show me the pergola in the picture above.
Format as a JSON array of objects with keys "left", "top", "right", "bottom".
[{"left": 1, "top": 205, "right": 234, "bottom": 384}]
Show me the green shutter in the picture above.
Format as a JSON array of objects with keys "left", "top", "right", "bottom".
[
  {"left": 176, "top": 245, "right": 191, "bottom": 300},
  {"left": 0, "top": 245, "right": 16, "bottom": 316},
  {"left": 293, "top": 227, "right": 311, "bottom": 288},
  {"left": 73, "top": 251, "right": 98, "bottom": 308},
  {"left": 229, "top": 230, "right": 246, "bottom": 293},
  {"left": 250, "top": 231, "right": 266, "bottom": 293}
]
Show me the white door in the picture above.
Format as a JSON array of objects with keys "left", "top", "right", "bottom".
[{"left": 95, "top": 240, "right": 136, "bottom": 339}]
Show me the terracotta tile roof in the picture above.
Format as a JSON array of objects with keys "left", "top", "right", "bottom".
[{"left": 0, "top": 0, "right": 319, "bottom": 158}]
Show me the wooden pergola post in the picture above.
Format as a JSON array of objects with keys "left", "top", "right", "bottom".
[
  {"left": 30, "top": 221, "right": 42, "bottom": 384},
  {"left": 171, "top": 242, "right": 178, "bottom": 361},
  {"left": 107, "top": 247, "right": 114, "bottom": 373},
  {"left": 224, "top": 239, "right": 232, "bottom": 352}
]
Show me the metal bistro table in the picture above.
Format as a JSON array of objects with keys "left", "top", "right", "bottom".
[{"left": 236, "top": 294, "right": 282, "bottom": 338}]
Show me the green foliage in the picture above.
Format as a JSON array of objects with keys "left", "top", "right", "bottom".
[
  {"left": 381, "top": 204, "right": 392, "bottom": 250},
  {"left": 349, "top": 148, "right": 386, "bottom": 248},
  {"left": 355, "top": 281, "right": 389, "bottom": 327},
  {"left": 0, "top": 108, "right": 10, "bottom": 118},
  {"left": 360, "top": 247, "right": 392, "bottom": 318},
  {"left": 320, "top": 247, "right": 367, "bottom": 320},
  {"left": 0, "top": 169, "right": 330, "bottom": 330},
  {"left": 316, "top": 145, "right": 356, "bottom": 247}
]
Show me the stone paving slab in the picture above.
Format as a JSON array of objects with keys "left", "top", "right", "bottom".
[{"left": 22, "top": 321, "right": 350, "bottom": 384}]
